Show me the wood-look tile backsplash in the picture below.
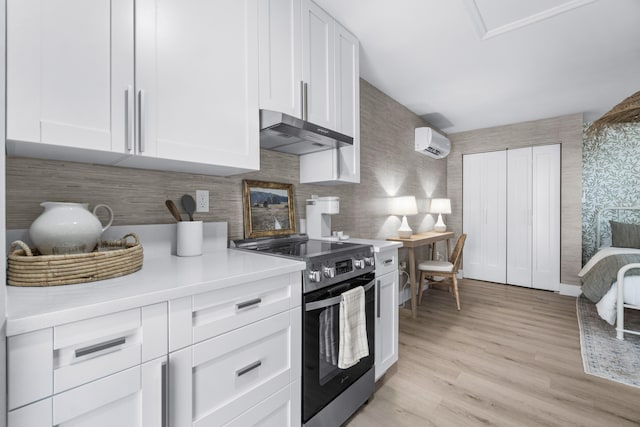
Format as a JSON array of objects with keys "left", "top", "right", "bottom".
[{"left": 6, "top": 79, "right": 448, "bottom": 244}]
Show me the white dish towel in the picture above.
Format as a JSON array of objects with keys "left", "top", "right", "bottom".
[{"left": 338, "top": 286, "right": 369, "bottom": 369}]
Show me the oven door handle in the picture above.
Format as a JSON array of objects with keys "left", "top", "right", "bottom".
[{"left": 304, "top": 280, "right": 375, "bottom": 312}]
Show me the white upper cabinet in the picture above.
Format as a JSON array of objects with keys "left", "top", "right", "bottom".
[
  {"left": 6, "top": 0, "right": 260, "bottom": 176},
  {"left": 259, "top": 0, "right": 360, "bottom": 184},
  {"left": 121, "top": 0, "right": 260, "bottom": 175},
  {"left": 334, "top": 22, "right": 359, "bottom": 140},
  {"left": 6, "top": 0, "right": 133, "bottom": 164},
  {"left": 258, "top": 0, "right": 302, "bottom": 118},
  {"left": 301, "top": 0, "right": 334, "bottom": 129}
]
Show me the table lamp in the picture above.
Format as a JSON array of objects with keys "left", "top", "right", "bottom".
[
  {"left": 391, "top": 196, "right": 418, "bottom": 238},
  {"left": 430, "top": 198, "right": 451, "bottom": 232}
]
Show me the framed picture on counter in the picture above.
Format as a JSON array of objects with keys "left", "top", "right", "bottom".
[{"left": 242, "top": 180, "right": 295, "bottom": 238}]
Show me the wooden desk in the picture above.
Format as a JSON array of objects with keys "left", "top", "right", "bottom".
[{"left": 387, "top": 231, "right": 455, "bottom": 318}]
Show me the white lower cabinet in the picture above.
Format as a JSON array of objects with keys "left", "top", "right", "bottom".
[
  {"left": 7, "top": 273, "right": 303, "bottom": 426},
  {"left": 9, "top": 357, "right": 166, "bottom": 427},
  {"left": 169, "top": 308, "right": 301, "bottom": 426},
  {"left": 374, "top": 247, "right": 399, "bottom": 381}
]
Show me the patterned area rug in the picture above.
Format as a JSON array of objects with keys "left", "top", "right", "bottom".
[{"left": 577, "top": 294, "right": 640, "bottom": 388}]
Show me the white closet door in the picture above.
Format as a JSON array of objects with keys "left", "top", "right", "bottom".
[
  {"left": 482, "top": 151, "right": 508, "bottom": 283},
  {"left": 462, "top": 152, "right": 484, "bottom": 280},
  {"left": 532, "top": 144, "right": 561, "bottom": 291},
  {"left": 463, "top": 151, "right": 507, "bottom": 283},
  {"left": 507, "top": 147, "right": 533, "bottom": 287}
]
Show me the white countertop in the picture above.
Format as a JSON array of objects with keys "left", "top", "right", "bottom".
[
  {"left": 6, "top": 248, "right": 305, "bottom": 337},
  {"left": 321, "top": 237, "right": 403, "bottom": 252}
]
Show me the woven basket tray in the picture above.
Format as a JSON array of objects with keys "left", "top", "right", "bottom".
[{"left": 7, "top": 233, "right": 143, "bottom": 287}]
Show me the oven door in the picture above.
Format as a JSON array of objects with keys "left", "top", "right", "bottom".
[{"left": 302, "top": 272, "right": 375, "bottom": 423}]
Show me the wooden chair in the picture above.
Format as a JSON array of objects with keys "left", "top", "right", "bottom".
[{"left": 417, "top": 234, "right": 467, "bottom": 310}]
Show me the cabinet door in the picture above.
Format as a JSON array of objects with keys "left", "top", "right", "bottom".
[
  {"left": 301, "top": 0, "right": 334, "bottom": 129},
  {"left": 507, "top": 147, "right": 533, "bottom": 287},
  {"left": 334, "top": 22, "right": 360, "bottom": 183},
  {"left": 134, "top": 0, "right": 259, "bottom": 173},
  {"left": 8, "top": 358, "right": 166, "bottom": 427},
  {"left": 463, "top": 151, "right": 507, "bottom": 283},
  {"left": 258, "top": 0, "right": 302, "bottom": 118},
  {"left": 375, "top": 270, "right": 398, "bottom": 381},
  {"left": 532, "top": 144, "right": 560, "bottom": 291},
  {"left": 6, "top": 0, "right": 134, "bottom": 156}
]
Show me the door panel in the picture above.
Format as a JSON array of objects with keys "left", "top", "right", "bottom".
[
  {"left": 507, "top": 147, "right": 532, "bottom": 287},
  {"left": 135, "top": 0, "right": 259, "bottom": 170},
  {"left": 532, "top": 144, "right": 561, "bottom": 291},
  {"left": 7, "top": 0, "right": 133, "bottom": 153},
  {"left": 302, "top": 0, "right": 334, "bottom": 129},
  {"left": 258, "top": 0, "right": 302, "bottom": 117},
  {"left": 463, "top": 151, "right": 506, "bottom": 283}
]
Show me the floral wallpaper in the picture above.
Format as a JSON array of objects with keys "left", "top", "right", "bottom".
[{"left": 582, "top": 123, "right": 640, "bottom": 263}]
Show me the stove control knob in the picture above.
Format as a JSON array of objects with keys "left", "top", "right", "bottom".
[
  {"left": 308, "top": 270, "right": 321, "bottom": 282},
  {"left": 323, "top": 266, "right": 336, "bottom": 278},
  {"left": 364, "top": 256, "right": 375, "bottom": 267},
  {"left": 354, "top": 259, "right": 365, "bottom": 269}
]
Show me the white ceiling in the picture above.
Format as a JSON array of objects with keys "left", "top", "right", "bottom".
[{"left": 313, "top": 0, "right": 640, "bottom": 133}]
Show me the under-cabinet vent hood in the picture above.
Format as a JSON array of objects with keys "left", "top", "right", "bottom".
[{"left": 259, "top": 110, "right": 353, "bottom": 155}]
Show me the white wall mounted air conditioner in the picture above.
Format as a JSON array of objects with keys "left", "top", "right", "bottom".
[{"left": 415, "top": 127, "right": 451, "bottom": 159}]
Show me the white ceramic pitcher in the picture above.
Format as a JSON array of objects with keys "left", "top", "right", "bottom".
[{"left": 29, "top": 202, "right": 114, "bottom": 255}]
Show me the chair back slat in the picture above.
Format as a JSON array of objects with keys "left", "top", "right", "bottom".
[{"left": 448, "top": 234, "right": 467, "bottom": 271}]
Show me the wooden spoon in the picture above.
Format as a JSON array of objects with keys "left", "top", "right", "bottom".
[{"left": 165, "top": 200, "right": 183, "bottom": 222}]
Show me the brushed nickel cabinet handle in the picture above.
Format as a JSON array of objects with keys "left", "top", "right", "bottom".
[
  {"left": 383, "top": 259, "right": 394, "bottom": 266},
  {"left": 236, "top": 360, "right": 262, "bottom": 377},
  {"left": 300, "top": 80, "right": 305, "bottom": 119},
  {"left": 126, "top": 86, "right": 134, "bottom": 152},
  {"left": 236, "top": 298, "right": 262, "bottom": 311},
  {"left": 75, "top": 337, "right": 126, "bottom": 358},
  {"left": 376, "top": 280, "right": 381, "bottom": 318},
  {"left": 161, "top": 360, "right": 168, "bottom": 427},
  {"left": 138, "top": 89, "right": 146, "bottom": 153},
  {"left": 303, "top": 82, "right": 308, "bottom": 121}
]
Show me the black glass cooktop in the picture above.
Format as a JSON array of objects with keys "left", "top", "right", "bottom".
[
  {"left": 261, "top": 239, "right": 361, "bottom": 259},
  {"left": 234, "top": 235, "right": 369, "bottom": 261}
]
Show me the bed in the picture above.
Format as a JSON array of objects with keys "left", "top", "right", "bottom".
[{"left": 579, "top": 207, "right": 640, "bottom": 340}]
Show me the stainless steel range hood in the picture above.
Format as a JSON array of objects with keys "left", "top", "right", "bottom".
[{"left": 259, "top": 110, "right": 353, "bottom": 155}]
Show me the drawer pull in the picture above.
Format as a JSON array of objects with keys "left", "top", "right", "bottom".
[
  {"left": 75, "top": 337, "right": 126, "bottom": 358},
  {"left": 383, "top": 259, "right": 394, "bottom": 266},
  {"left": 161, "top": 361, "right": 168, "bottom": 427},
  {"left": 236, "top": 360, "right": 262, "bottom": 377},
  {"left": 377, "top": 280, "right": 381, "bottom": 318},
  {"left": 236, "top": 298, "right": 262, "bottom": 311}
]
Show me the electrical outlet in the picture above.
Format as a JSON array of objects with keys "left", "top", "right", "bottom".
[
  {"left": 196, "top": 190, "right": 209, "bottom": 213},
  {"left": 399, "top": 261, "right": 407, "bottom": 270}
]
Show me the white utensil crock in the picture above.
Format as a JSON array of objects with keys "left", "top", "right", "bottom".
[
  {"left": 177, "top": 221, "right": 203, "bottom": 257},
  {"left": 29, "top": 202, "right": 114, "bottom": 255}
]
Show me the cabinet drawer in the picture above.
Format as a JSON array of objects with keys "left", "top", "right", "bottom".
[
  {"left": 8, "top": 303, "right": 167, "bottom": 408},
  {"left": 375, "top": 248, "right": 398, "bottom": 277},
  {"left": 169, "top": 308, "right": 301, "bottom": 427},
  {"left": 225, "top": 383, "right": 297, "bottom": 427},
  {"left": 173, "top": 272, "right": 301, "bottom": 347}
]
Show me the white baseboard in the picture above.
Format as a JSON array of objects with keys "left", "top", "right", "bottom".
[{"left": 559, "top": 283, "right": 581, "bottom": 297}]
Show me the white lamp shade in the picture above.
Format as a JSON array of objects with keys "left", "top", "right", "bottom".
[
  {"left": 390, "top": 196, "right": 418, "bottom": 216},
  {"left": 430, "top": 198, "right": 451, "bottom": 214}
]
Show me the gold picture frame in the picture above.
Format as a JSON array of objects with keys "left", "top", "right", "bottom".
[{"left": 242, "top": 180, "right": 295, "bottom": 238}]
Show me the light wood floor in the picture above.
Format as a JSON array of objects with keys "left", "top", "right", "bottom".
[{"left": 347, "top": 279, "right": 640, "bottom": 426}]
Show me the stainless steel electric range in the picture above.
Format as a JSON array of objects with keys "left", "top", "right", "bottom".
[{"left": 234, "top": 234, "right": 376, "bottom": 427}]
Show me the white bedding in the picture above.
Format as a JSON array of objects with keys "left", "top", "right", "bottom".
[
  {"left": 580, "top": 246, "right": 640, "bottom": 324},
  {"left": 595, "top": 276, "right": 640, "bottom": 325}
]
